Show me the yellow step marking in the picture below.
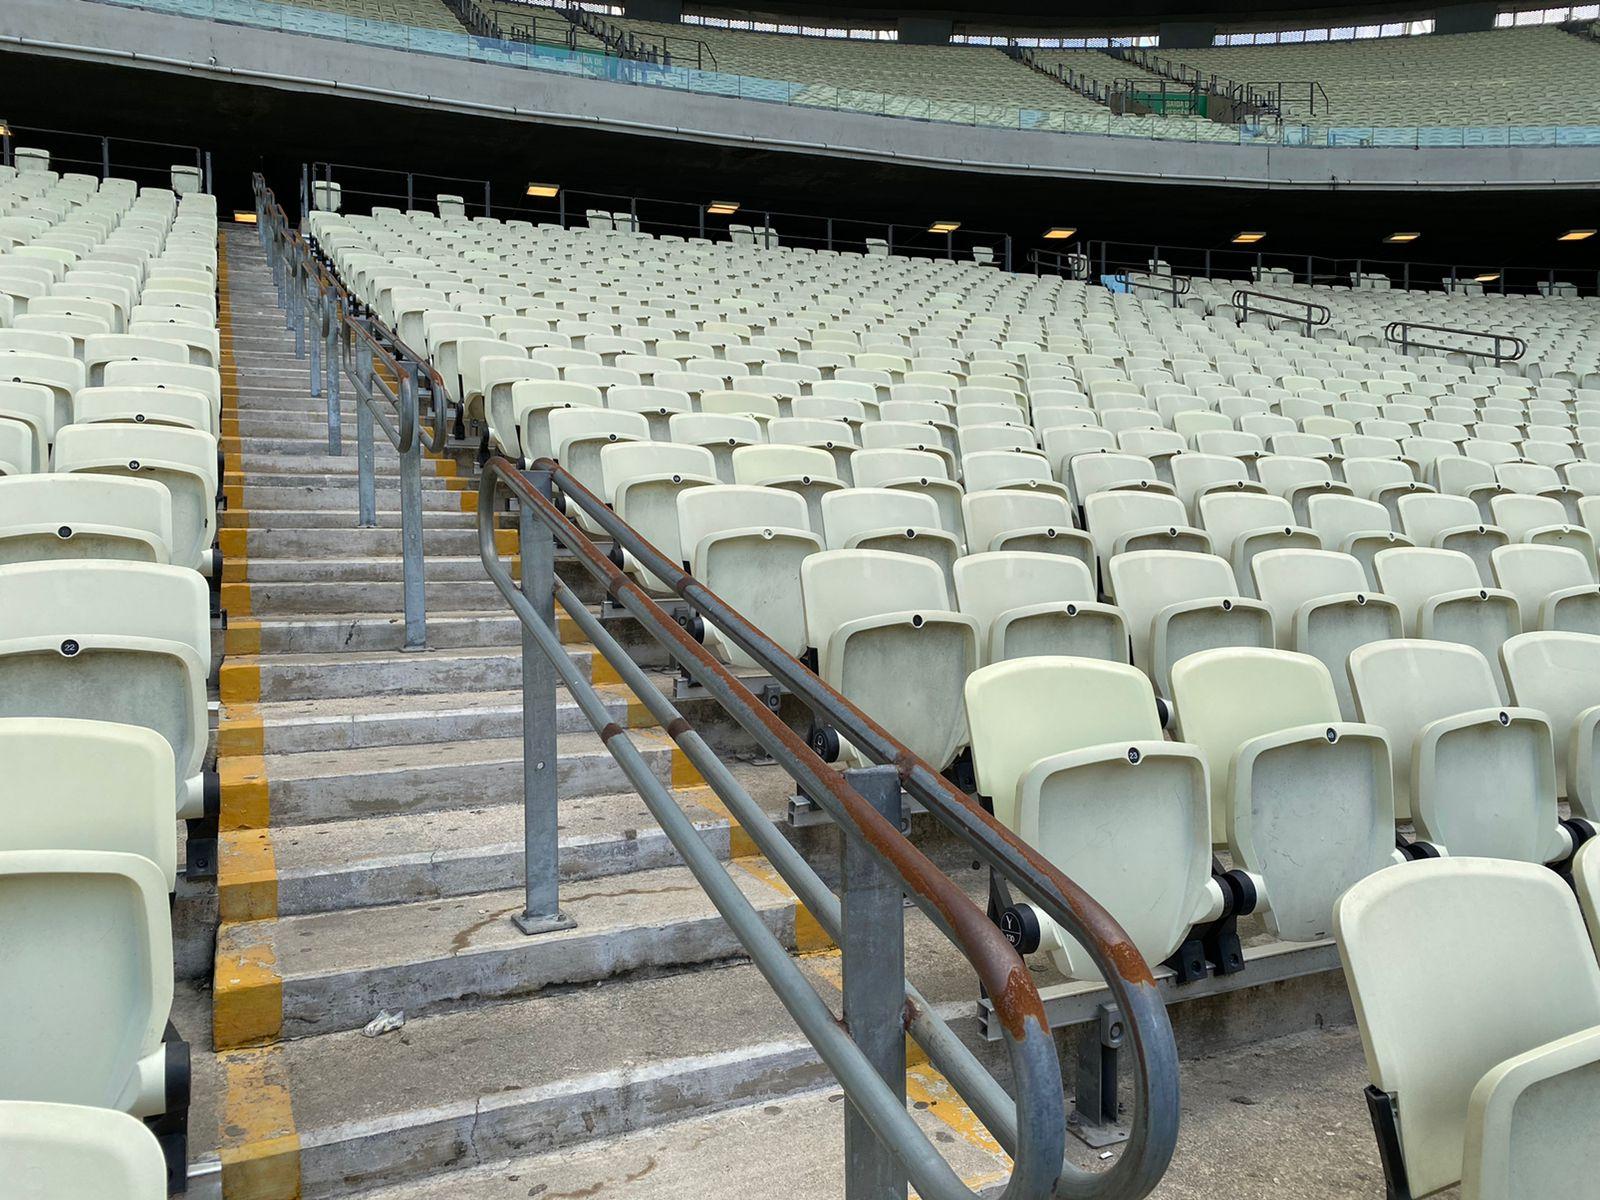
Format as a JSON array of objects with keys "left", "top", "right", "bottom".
[
  {"left": 225, "top": 618, "right": 263, "bottom": 657},
  {"left": 219, "top": 828, "right": 279, "bottom": 922},
  {"left": 219, "top": 754, "right": 270, "bottom": 831},
  {"left": 732, "top": 858, "right": 833, "bottom": 952},
  {"left": 220, "top": 660, "right": 262, "bottom": 705},
  {"left": 216, "top": 1042, "right": 300, "bottom": 1200},
  {"left": 214, "top": 918, "right": 285, "bottom": 1050},
  {"left": 218, "top": 707, "right": 265, "bottom": 757}
]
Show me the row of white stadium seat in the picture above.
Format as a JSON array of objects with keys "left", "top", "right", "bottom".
[{"left": 0, "top": 162, "right": 222, "bottom": 1195}]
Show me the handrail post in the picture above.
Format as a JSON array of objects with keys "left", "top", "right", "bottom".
[
  {"left": 355, "top": 338, "right": 377, "bottom": 528},
  {"left": 326, "top": 307, "right": 342, "bottom": 456},
  {"left": 398, "top": 373, "right": 427, "bottom": 652},
  {"left": 842, "top": 764, "right": 908, "bottom": 1200},
  {"left": 513, "top": 469, "right": 575, "bottom": 936},
  {"left": 308, "top": 288, "right": 323, "bottom": 401}
]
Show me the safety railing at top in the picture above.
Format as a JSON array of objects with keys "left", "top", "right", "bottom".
[
  {"left": 253, "top": 173, "right": 450, "bottom": 650},
  {"left": 1384, "top": 320, "right": 1528, "bottom": 366},
  {"left": 1233, "top": 289, "right": 1333, "bottom": 337},
  {"left": 1123, "top": 272, "right": 1192, "bottom": 308},
  {"left": 249, "top": 174, "right": 1183, "bottom": 1199},
  {"left": 79, "top": 0, "right": 1600, "bottom": 149}
]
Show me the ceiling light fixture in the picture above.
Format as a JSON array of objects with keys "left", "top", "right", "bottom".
[
  {"left": 1475, "top": 272, "right": 1501, "bottom": 283},
  {"left": 1043, "top": 227, "right": 1077, "bottom": 240},
  {"left": 1232, "top": 231, "right": 1266, "bottom": 244},
  {"left": 1559, "top": 229, "right": 1596, "bottom": 242},
  {"left": 929, "top": 221, "right": 961, "bottom": 235},
  {"left": 706, "top": 200, "right": 741, "bottom": 215},
  {"left": 0, "top": 119, "right": 12, "bottom": 138},
  {"left": 525, "top": 182, "right": 560, "bottom": 198},
  {"left": 233, "top": 211, "right": 258, "bottom": 225},
  {"left": 1385, "top": 232, "right": 1421, "bottom": 243}
]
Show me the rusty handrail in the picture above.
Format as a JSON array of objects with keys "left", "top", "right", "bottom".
[{"left": 525, "top": 455, "right": 1182, "bottom": 1200}]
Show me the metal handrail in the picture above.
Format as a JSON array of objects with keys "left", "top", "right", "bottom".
[
  {"left": 1384, "top": 320, "right": 1528, "bottom": 365},
  {"left": 1233, "top": 289, "right": 1332, "bottom": 337},
  {"left": 1123, "top": 272, "right": 1190, "bottom": 308},
  {"left": 254, "top": 174, "right": 449, "bottom": 650},
  {"left": 507, "top": 456, "right": 1182, "bottom": 1200}
]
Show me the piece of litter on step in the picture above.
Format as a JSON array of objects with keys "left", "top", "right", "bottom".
[
  {"left": 1099, "top": 1152, "right": 1114, "bottom": 1161},
  {"left": 361, "top": 1010, "right": 405, "bottom": 1038}
]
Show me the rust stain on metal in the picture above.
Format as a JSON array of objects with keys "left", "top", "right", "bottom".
[
  {"left": 664, "top": 717, "right": 692, "bottom": 738},
  {"left": 598, "top": 722, "right": 624, "bottom": 742}
]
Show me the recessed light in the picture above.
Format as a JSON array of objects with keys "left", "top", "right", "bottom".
[
  {"left": 706, "top": 201, "right": 741, "bottom": 215},
  {"left": 1043, "top": 227, "right": 1077, "bottom": 240},
  {"left": 929, "top": 221, "right": 961, "bottom": 235},
  {"left": 1385, "top": 232, "right": 1420, "bottom": 243},
  {"left": 1475, "top": 272, "right": 1501, "bottom": 283},
  {"left": 232, "top": 211, "right": 258, "bottom": 224},
  {"left": 1232, "top": 231, "right": 1266, "bottom": 244},
  {"left": 1559, "top": 229, "right": 1596, "bottom": 242},
  {"left": 525, "top": 182, "right": 559, "bottom": 198},
  {"left": 0, "top": 119, "right": 12, "bottom": 138}
]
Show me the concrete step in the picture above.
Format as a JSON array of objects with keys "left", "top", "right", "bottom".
[
  {"left": 240, "top": 484, "right": 468, "bottom": 511},
  {"left": 261, "top": 789, "right": 729, "bottom": 915},
  {"left": 214, "top": 863, "right": 795, "bottom": 1041},
  {"left": 231, "top": 471, "right": 461, "bottom": 492},
  {"left": 238, "top": 554, "right": 500, "bottom": 584},
  {"left": 236, "top": 453, "right": 457, "bottom": 477},
  {"left": 225, "top": 508, "right": 480, "bottom": 529},
  {"left": 230, "top": 526, "right": 509, "bottom": 558},
  {"left": 228, "top": 644, "right": 579, "bottom": 701},
  {"left": 238, "top": 577, "right": 511, "bottom": 615},
  {"left": 236, "top": 611, "right": 526, "bottom": 654},
  {"left": 250, "top": 685, "right": 619, "bottom": 753},
  {"left": 251, "top": 727, "right": 685, "bottom": 827},
  {"left": 188, "top": 960, "right": 849, "bottom": 1196},
  {"left": 347, "top": 1084, "right": 1012, "bottom": 1200}
]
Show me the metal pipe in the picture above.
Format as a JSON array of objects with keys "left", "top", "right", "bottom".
[
  {"left": 475, "top": 464, "right": 1059, "bottom": 1200},
  {"left": 525, "top": 457, "right": 1180, "bottom": 1200}
]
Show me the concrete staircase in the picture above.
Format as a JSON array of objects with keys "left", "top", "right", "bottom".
[{"left": 182, "top": 227, "right": 1023, "bottom": 1200}]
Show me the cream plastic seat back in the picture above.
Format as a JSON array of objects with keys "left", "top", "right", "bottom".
[
  {"left": 1170, "top": 453, "right": 1264, "bottom": 522},
  {"left": 83, "top": 333, "right": 188, "bottom": 387},
  {"left": 959, "top": 489, "right": 1092, "bottom": 574},
  {"left": 0, "top": 1101, "right": 168, "bottom": 1199},
  {"left": 1082, "top": 490, "right": 1210, "bottom": 565},
  {"left": 1492, "top": 494, "right": 1599, "bottom": 576},
  {"left": 1374, "top": 547, "right": 1520, "bottom": 697},
  {"left": 505, "top": 380, "right": 602, "bottom": 465},
  {"left": 1170, "top": 647, "right": 1393, "bottom": 936},
  {"left": 0, "top": 718, "right": 178, "bottom": 889},
  {"left": 1251, "top": 548, "right": 1404, "bottom": 719},
  {"left": 1491, "top": 544, "right": 1600, "bottom": 634},
  {"left": 952, "top": 551, "right": 1129, "bottom": 666},
  {"left": 666, "top": 412, "right": 764, "bottom": 483},
  {"left": 0, "top": 475, "right": 172, "bottom": 566},
  {"left": 1198, "top": 490, "right": 1320, "bottom": 597},
  {"left": 1350, "top": 639, "right": 1561, "bottom": 856},
  {"left": 101, "top": 359, "right": 220, "bottom": 434},
  {"left": 799, "top": 549, "right": 978, "bottom": 770},
  {"left": 0, "top": 561, "right": 209, "bottom": 818},
  {"left": 731, "top": 444, "right": 843, "bottom": 532},
  {"left": 964, "top": 657, "right": 1213, "bottom": 982},
  {"left": 818, "top": 487, "right": 960, "bottom": 592},
  {"left": 599, "top": 442, "right": 719, "bottom": 594},
  {"left": 1307, "top": 493, "right": 1408, "bottom": 587},
  {"left": 1398, "top": 492, "right": 1508, "bottom": 584},
  {"left": 50, "top": 424, "right": 217, "bottom": 574},
  {"left": 1107, "top": 550, "right": 1273, "bottom": 698},
  {"left": 677, "top": 485, "right": 820, "bottom": 669},
  {"left": 0, "top": 849, "right": 173, "bottom": 1116},
  {"left": 1334, "top": 858, "right": 1600, "bottom": 1200},
  {"left": 851, "top": 448, "right": 966, "bottom": 544},
  {"left": 1502, "top": 630, "right": 1600, "bottom": 810}
]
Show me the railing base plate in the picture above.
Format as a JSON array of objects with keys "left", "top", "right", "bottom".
[{"left": 512, "top": 909, "right": 578, "bottom": 936}]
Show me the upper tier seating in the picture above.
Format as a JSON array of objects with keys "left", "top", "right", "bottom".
[{"left": 1175, "top": 26, "right": 1600, "bottom": 132}]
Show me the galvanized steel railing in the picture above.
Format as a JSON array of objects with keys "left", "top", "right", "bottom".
[
  {"left": 252, "top": 172, "right": 1181, "bottom": 1200},
  {"left": 1233, "top": 289, "right": 1333, "bottom": 337},
  {"left": 255, "top": 174, "right": 449, "bottom": 650},
  {"left": 479, "top": 455, "right": 1181, "bottom": 1200}
]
